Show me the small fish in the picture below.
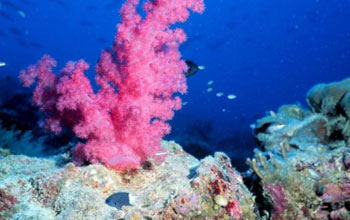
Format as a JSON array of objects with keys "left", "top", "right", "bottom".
[
  {"left": 155, "top": 151, "right": 167, "bottom": 156},
  {"left": 185, "top": 60, "right": 205, "bottom": 77},
  {"left": 216, "top": 92, "right": 224, "bottom": 97},
  {"left": 269, "top": 110, "right": 277, "bottom": 117},
  {"left": 106, "top": 192, "right": 132, "bottom": 209},
  {"left": 207, "top": 87, "right": 213, "bottom": 92},
  {"left": 182, "top": 101, "right": 188, "bottom": 106},
  {"left": 250, "top": 124, "right": 256, "bottom": 130},
  {"left": 222, "top": 108, "right": 226, "bottom": 112},
  {"left": 227, "top": 94, "right": 236, "bottom": 99},
  {"left": 17, "top": 10, "right": 26, "bottom": 17},
  {"left": 198, "top": 65, "right": 205, "bottom": 70},
  {"left": 0, "top": 62, "right": 6, "bottom": 67},
  {"left": 207, "top": 80, "right": 214, "bottom": 85},
  {"left": 266, "top": 123, "right": 286, "bottom": 133}
]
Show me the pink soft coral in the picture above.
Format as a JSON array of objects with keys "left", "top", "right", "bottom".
[{"left": 19, "top": 0, "right": 204, "bottom": 171}]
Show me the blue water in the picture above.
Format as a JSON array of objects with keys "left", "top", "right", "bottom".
[{"left": 0, "top": 0, "right": 349, "bottom": 170}]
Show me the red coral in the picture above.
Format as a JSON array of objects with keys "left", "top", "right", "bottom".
[
  {"left": 209, "top": 178, "right": 227, "bottom": 195},
  {"left": 225, "top": 199, "right": 242, "bottom": 218}
]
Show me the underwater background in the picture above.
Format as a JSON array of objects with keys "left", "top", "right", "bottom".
[{"left": 0, "top": 0, "right": 350, "bottom": 171}]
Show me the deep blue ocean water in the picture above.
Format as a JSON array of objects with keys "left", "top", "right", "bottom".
[{"left": 0, "top": 0, "right": 349, "bottom": 170}]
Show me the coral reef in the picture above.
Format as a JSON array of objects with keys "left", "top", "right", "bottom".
[
  {"left": 248, "top": 78, "right": 350, "bottom": 219},
  {"left": 2, "top": 77, "right": 350, "bottom": 219},
  {"left": 0, "top": 141, "right": 258, "bottom": 220}
]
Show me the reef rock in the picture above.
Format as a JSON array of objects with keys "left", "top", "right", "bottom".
[
  {"left": 0, "top": 140, "right": 259, "bottom": 220},
  {"left": 249, "top": 78, "right": 350, "bottom": 219}
]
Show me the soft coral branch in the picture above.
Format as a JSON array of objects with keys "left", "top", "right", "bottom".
[{"left": 19, "top": 0, "right": 204, "bottom": 171}]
